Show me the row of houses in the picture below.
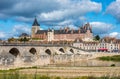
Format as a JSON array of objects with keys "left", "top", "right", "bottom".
[{"left": 73, "top": 37, "right": 120, "bottom": 52}]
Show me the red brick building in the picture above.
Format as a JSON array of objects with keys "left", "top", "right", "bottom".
[{"left": 31, "top": 18, "right": 93, "bottom": 42}]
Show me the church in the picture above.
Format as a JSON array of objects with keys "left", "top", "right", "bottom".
[{"left": 31, "top": 18, "right": 93, "bottom": 42}]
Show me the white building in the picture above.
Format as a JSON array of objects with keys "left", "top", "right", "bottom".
[
  {"left": 47, "top": 29, "right": 54, "bottom": 42},
  {"left": 73, "top": 37, "right": 120, "bottom": 52}
]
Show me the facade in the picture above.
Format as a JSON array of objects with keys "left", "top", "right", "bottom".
[
  {"left": 73, "top": 37, "right": 120, "bottom": 52},
  {"left": 97, "top": 37, "right": 119, "bottom": 52},
  {"left": 73, "top": 38, "right": 98, "bottom": 51},
  {"left": 31, "top": 18, "right": 93, "bottom": 42}
]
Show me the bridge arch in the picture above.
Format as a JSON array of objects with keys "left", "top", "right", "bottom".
[
  {"left": 45, "top": 49, "right": 51, "bottom": 55},
  {"left": 59, "top": 48, "right": 65, "bottom": 53},
  {"left": 29, "top": 48, "right": 37, "bottom": 55},
  {"left": 70, "top": 49, "right": 74, "bottom": 53},
  {"left": 9, "top": 48, "right": 20, "bottom": 57}
]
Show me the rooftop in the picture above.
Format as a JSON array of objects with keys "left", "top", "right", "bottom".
[{"left": 32, "top": 17, "right": 40, "bottom": 26}]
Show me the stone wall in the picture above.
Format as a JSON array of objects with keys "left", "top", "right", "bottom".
[{"left": 54, "top": 34, "right": 85, "bottom": 41}]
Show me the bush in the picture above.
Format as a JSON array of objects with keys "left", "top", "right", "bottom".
[
  {"left": 98, "top": 55, "right": 120, "bottom": 62},
  {"left": 111, "top": 64, "right": 115, "bottom": 67},
  {"left": 100, "top": 76, "right": 109, "bottom": 79},
  {"left": 55, "top": 76, "right": 61, "bottom": 79},
  {"left": 39, "top": 75, "right": 50, "bottom": 79}
]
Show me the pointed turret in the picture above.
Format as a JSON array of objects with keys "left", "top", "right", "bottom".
[
  {"left": 85, "top": 23, "right": 92, "bottom": 33},
  {"left": 32, "top": 17, "right": 40, "bottom": 26}
]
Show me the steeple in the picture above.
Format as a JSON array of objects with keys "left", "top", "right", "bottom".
[
  {"left": 31, "top": 17, "right": 40, "bottom": 38},
  {"left": 32, "top": 17, "right": 40, "bottom": 26}
]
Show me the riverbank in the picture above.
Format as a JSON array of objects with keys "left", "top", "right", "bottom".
[
  {"left": 19, "top": 67, "right": 120, "bottom": 77},
  {"left": 0, "top": 67, "right": 120, "bottom": 79},
  {"left": 0, "top": 73, "right": 120, "bottom": 79}
]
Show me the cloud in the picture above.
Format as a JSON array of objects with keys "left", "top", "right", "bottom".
[
  {"left": 67, "top": 25, "right": 78, "bottom": 29},
  {"left": 0, "top": 0, "right": 101, "bottom": 23},
  {"left": 0, "top": 31, "right": 13, "bottom": 39},
  {"left": 54, "top": 24, "right": 78, "bottom": 30},
  {"left": 109, "top": 32, "right": 120, "bottom": 38},
  {"left": 106, "top": 0, "right": 120, "bottom": 22},
  {"left": 13, "top": 24, "right": 31, "bottom": 36},
  {"left": 90, "top": 22, "right": 113, "bottom": 34},
  {"left": 38, "top": 0, "right": 102, "bottom": 22},
  {"left": 0, "top": 0, "right": 61, "bottom": 18},
  {"left": 14, "top": 16, "right": 33, "bottom": 22},
  {"left": 0, "top": 23, "right": 31, "bottom": 39},
  {"left": 58, "top": 19, "right": 74, "bottom": 26},
  {"left": 0, "top": 0, "right": 18, "bottom": 10},
  {"left": 0, "top": 32, "right": 6, "bottom": 38}
]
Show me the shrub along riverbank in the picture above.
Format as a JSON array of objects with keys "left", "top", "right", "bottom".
[{"left": 98, "top": 55, "right": 120, "bottom": 62}]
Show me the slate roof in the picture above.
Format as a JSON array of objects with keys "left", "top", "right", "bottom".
[
  {"left": 36, "top": 29, "right": 88, "bottom": 34},
  {"left": 32, "top": 18, "right": 40, "bottom": 26},
  {"left": 35, "top": 23, "right": 92, "bottom": 34},
  {"left": 54, "top": 30, "right": 87, "bottom": 34},
  {"left": 19, "top": 33, "right": 29, "bottom": 37},
  {"left": 36, "top": 30, "right": 48, "bottom": 34}
]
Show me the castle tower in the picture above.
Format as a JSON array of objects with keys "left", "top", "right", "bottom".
[
  {"left": 86, "top": 23, "right": 93, "bottom": 39},
  {"left": 86, "top": 23, "right": 91, "bottom": 33},
  {"left": 31, "top": 17, "right": 40, "bottom": 38},
  {"left": 84, "top": 23, "right": 93, "bottom": 41}
]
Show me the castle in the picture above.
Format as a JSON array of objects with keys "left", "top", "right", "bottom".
[{"left": 31, "top": 18, "right": 93, "bottom": 42}]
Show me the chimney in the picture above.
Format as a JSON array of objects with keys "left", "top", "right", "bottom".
[
  {"left": 78, "top": 28, "right": 80, "bottom": 33},
  {"left": 52, "top": 28, "right": 54, "bottom": 32},
  {"left": 90, "top": 25, "right": 92, "bottom": 32},
  {"left": 71, "top": 28, "right": 74, "bottom": 34},
  {"left": 48, "top": 28, "right": 50, "bottom": 31},
  {"left": 60, "top": 27, "right": 62, "bottom": 32},
  {"left": 64, "top": 27, "right": 66, "bottom": 32},
  {"left": 66, "top": 27, "right": 69, "bottom": 33}
]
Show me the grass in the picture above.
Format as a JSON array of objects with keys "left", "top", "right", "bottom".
[
  {"left": 0, "top": 66, "right": 120, "bottom": 79},
  {"left": 0, "top": 72, "right": 120, "bottom": 79},
  {"left": 98, "top": 55, "right": 120, "bottom": 62},
  {"left": 0, "top": 66, "right": 38, "bottom": 73},
  {"left": 0, "top": 68, "right": 120, "bottom": 79}
]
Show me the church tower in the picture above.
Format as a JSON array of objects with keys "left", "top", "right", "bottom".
[{"left": 31, "top": 17, "right": 40, "bottom": 38}]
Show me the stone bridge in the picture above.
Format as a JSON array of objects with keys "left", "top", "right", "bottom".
[
  {"left": 0, "top": 44, "right": 82, "bottom": 57},
  {"left": 0, "top": 44, "right": 93, "bottom": 68},
  {"left": 1, "top": 44, "right": 119, "bottom": 69}
]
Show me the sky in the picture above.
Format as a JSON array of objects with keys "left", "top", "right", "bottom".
[{"left": 0, "top": 0, "right": 120, "bottom": 39}]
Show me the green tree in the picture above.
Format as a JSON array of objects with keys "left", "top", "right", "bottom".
[
  {"left": 94, "top": 35, "right": 100, "bottom": 41},
  {"left": 8, "top": 37, "right": 16, "bottom": 42},
  {"left": 19, "top": 37, "right": 29, "bottom": 42}
]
